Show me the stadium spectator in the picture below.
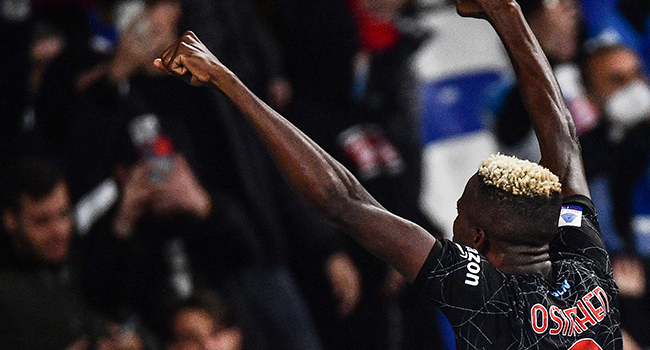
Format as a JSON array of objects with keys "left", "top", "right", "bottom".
[{"left": 0, "top": 156, "right": 144, "bottom": 350}]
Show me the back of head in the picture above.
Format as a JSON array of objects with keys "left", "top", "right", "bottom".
[{"left": 474, "top": 154, "right": 562, "bottom": 246}]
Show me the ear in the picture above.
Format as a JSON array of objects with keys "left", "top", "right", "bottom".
[
  {"left": 472, "top": 228, "right": 489, "bottom": 255},
  {"left": 2, "top": 209, "right": 18, "bottom": 235}
]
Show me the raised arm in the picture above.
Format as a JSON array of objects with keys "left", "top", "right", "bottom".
[
  {"left": 456, "top": 0, "right": 590, "bottom": 198},
  {"left": 153, "top": 32, "right": 435, "bottom": 282}
]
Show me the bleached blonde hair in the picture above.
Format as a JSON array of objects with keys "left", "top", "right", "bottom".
[{"left": 477, "top": 154, "right": 561, "bottom": 197}]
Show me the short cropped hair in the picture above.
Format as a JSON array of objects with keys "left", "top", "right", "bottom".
[
  {"left": 474, "top": 154, "right": 562, "bottom": 245},
  {"left": 0, "top": 156, "right": 66, "bottom": 213},
  {"left": 478, "top": 154, "right": 561, "bottom": 197}
]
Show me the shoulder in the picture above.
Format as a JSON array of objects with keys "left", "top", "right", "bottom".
[
  {"left": 414, "top": 239, "right": 512, "bottom": 315},
  {"left": 552, "top": 195, "right": 612, "bottom": 271}
]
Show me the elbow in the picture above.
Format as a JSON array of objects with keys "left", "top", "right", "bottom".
[
  {"left": 310, "top": 172, "right": 366, "bottom": 225},
  {"left": 312, "top": 183, "right": 354, "bottom": 224}
]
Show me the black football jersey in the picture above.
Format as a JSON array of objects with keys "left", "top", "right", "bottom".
[{"left": 414, "top": 195, "right": 622, "bottom": 349}]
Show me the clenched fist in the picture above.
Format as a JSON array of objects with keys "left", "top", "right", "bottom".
[{"left": 153, "top": 31, "right": 225, "bottom": 86}]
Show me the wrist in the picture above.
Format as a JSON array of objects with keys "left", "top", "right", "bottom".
[
  {"left": 210, "top": 66, "right": 237, "bottom": 89},
  {"left": 484, "top": 0, "right": 521, "bottom": 22}
]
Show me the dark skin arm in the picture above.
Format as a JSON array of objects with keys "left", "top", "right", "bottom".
[
  {"left": 153, "top": 0, "right": 588, "bottom": 281},
  {"left": 455, "top": 0, "right": 590, "bottom": 199},
  {"left": 153, "top": 33, "right": 434, "bottom": 282}
]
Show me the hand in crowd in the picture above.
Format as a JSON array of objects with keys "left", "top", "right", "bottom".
[
  {"left": 113, "top": 154, "right": 211, "bottom": 238},
  {"left": 612, "top": 255, "right": 646, "bottom": 299},
  {"left": 149, "top": 154, "right": 211, "bottom": 219},
  {"left": 114, "top": 161, "right": 155, "bottom": 238},
  {"left": 326, "top": 252, "right": 362, "bottom": 316}
]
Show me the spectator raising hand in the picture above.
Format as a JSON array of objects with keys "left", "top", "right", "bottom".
[{"left": 113, "top": 153, "right": 211, "bottom": 239}]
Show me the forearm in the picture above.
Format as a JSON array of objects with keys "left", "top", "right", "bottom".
[
  {"left": 485, "top": 2, "right": 589, "bottom": 197},
  {"left": 209, "top": 68, "right": 370, "bottom": 222},
  {"left": 208, "top": 67, "right": 433, "bottom": 281},
  {"left": 153, "top": 32, "right": 435, "bottom": 281}
]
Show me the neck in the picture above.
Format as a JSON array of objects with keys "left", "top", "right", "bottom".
[{"left": 486, "top": 242, "right": 551, "bottom": 278}]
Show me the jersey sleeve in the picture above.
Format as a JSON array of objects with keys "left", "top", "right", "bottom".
[
  {"left": 413, "top": 239, "right": 516, "bottom": 344},
  {"left": 551, "top": 195, "right": 611, "bottom": 269}
]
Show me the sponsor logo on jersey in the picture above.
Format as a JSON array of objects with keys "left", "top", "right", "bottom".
[
  {"left": 530, "top": 286, "right": 610, "bottom": 336},
  {"left": 559, "top": 205, "right": 583, "bottom": 227},
  {"left": 453, "top": 243, "right": 481, "bottom": 287}
]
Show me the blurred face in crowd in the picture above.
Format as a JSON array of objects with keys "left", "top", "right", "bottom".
[
  {"left": 585, "top": 47, "right": 646, "bottom": 102},
  {"left": 528, "top": 0, "right": 581, "bottom": 63},
  {"left": 168, "top": 308, "right": 242, "bottom": 350},
  {"left": 140, "top": 0, "right": 182, "bottom": 75},
  {"left": 148, "top": 0, "right": 181, "bottom": 49},
  {"left": 30, "top": 33, "right": 65, "bottom": 67},
  {"left": 2, "top": 182, "right": 73, "bottom": 264},
  {"left": 584, "top": 46, "right": 650, "bottom": 131}
]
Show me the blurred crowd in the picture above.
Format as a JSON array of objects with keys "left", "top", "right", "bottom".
[{"left": 1, "top": 0, "right": 650, "bottom": 349}]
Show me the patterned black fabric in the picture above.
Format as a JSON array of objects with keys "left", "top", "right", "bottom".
[{"left": 414, "top": 195, "right": 622, "bottom": 349}]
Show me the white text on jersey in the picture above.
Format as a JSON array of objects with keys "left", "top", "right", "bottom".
[{"left": 454, "top": 243, "right": 481, "bottom": 286}]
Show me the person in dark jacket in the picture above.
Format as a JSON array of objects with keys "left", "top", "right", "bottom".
[{"left": 0, "top": 156, "right": 143, "bottom": 350}]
